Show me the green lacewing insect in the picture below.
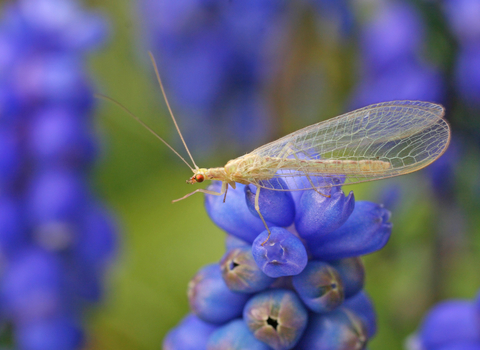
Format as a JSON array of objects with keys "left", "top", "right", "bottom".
[{"left": 97, "top": 53, "right": 451, "bottom": 245}]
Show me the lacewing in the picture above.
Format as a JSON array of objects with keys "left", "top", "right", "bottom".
[{"left": 97, "top": 53, "right": 451, "bottom": 244}]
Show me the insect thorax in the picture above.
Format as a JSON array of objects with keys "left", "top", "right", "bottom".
[{"left": 224, "top": 155, "right": 274, "bottom": 184}]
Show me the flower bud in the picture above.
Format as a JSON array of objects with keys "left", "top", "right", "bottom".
[
  {"left": 296, "top": 309, "right": 368, "bottom": 350},
  {"left": 163, "top": 313, "right": 218, "bottom": 350},
  {"left": 220, "top": 246, "right": 274, "bottom": 293},
  {"left": 205, "top": 182, "right": 269, "bottom": 243},
  {"left": 243, "top": 289, "right": 308, "bottom": 350},
  {"left": 188, "top": 264, "right": 250, "bottom": 324},
  {"left": 245, "top": 179, "right": 295, "bottom": 228},
  {"left": 207, "top": 319, "right": 271, "bottom": 350},
  {"left": 252, "top": 227, "right": 308, "bottom": 278},
  {"left": 295, "top": 189, "right": 354, "bottom": 241},
  {"left": 310, "top": 201, "right": 392, "bottom": 260},
  {"left": 292, "top": 260, "right": 344, "bottom": 313},
  {"left": 329, "top": 257, "right": 365, "bottom": 298}
]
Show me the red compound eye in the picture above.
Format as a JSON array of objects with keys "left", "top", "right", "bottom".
[{"left": 195, "top": 174, "right": 205, "bottom": 183}]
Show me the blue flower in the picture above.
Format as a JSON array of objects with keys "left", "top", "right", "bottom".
[
  {"left": 169, "top": 170, "right": 389, "bottom": 348},
  {"left": 296, "top": 308, "right": 368, "bottom": 349},
  {"left": 360, "top": 1, "right": 425, "bottom": 74},
  {"left": 208, "top": 319, "right": 272, "bottom": 350},
  {"left": 415, "top": 300, "right": 480, "bottom": 349},
  {"left": 343, "top": 290, "right": 377, "bottom": 338},
  {"left": 205, "top": 182, "right": 268, "bottom": 243},
  {"left": 16, "top": 316, "right": 84, "bottom": 350},
  {"left": 220, "top": 246, "right": 274, "bottom": 293},
  {"left": 138, "top": 0, "right": 288, "bottom": 155},
  {"left": 245, "top": 181, "right": 295, "bottom": 228},
  {"left": 443, "top": 0, "right": 480, "bottom": 44},
  {"left": 163, "top": 313, "right": 219, "bottom": 350},
  {"left": 292, "top": 260, "right": 344, "bottom": 313},
  {"left": 0, "top": 1, "right": 116, "bottom": 348},
  {"left": 454, "top": 44, "right": 480, "bottom": 106},
  {"left": 309, "top": 201, "right": 392, "bottom": 260},
  {"left": 329, "top": 257, "right": 365, "bottom": 299},
  {"left": 295, "top": 189, "right": 354, "bottom": 241},
  {"left": 252, "top": 227, "right": 308, "bottom": 278},
  {"left": 351, "top": 1, "right": 445, "bottom": 107},
  {"left": 243, "top": 289, "right": 308, "bottom": 350},
  {"left": 188, "top": 264, "right": 250, "bottom": 324}
]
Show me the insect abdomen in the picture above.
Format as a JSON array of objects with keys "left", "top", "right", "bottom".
[{"left": 275, "top": 158, "right": 391, "bottom": 174}]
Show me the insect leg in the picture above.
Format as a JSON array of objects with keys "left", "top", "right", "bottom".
[
  {"left": 277, "top": 143, "right": 330, "bottom": 198},
  {"left": 223, "top": 183, "right": 229, "bottom": 203},
  {"left": 172, "top": 182, "right": 227, "bottom": 203},
  {"left": 254, "top": 187, "right": 272, "bottom": 246},
  {"left": 288, "top": 149, "right": 331, "bottom": 198}
]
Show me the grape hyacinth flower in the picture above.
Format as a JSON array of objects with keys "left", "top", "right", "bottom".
[
  {"left": 0, "top": 1, "right": 116, "bottom": 349},
  {"left": 164, "top": 178, "right": 391, "bottom": 349},
  {"left": 407, "top": 290, "right": 480, "bottom": 350}
]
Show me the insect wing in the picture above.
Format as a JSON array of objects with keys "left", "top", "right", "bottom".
[{"left": 246, "top": 100, "right": 450, "bottom": 191}]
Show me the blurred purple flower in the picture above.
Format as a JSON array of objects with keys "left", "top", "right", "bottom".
[
  {"left": 412, "top": 299, "right": 480, "bottom": 350},
  {"left": 138, "top": 0, "right": 289, "bottom": 156},
  {"left": 455, "top": 43, "right": 480, "bottom": 106},
  {"left": 351, "top": 1, "right": 445, "bottom": 107},
  {"left": 0, "top": 0, "right": 116, "bottom": 348},
  {"left": 443, "top": 0, "right": 480, "bottom": 44},
  {"left": 360, "top": 1, "right": 424, "bottom": 74}
]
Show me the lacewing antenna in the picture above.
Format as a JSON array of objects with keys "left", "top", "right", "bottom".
[
  {"left": 148, "top": 51, "right": 199, "bottom": 170},
  {"left": 94, "top": 93, "right": 195, "bottom": 172}
]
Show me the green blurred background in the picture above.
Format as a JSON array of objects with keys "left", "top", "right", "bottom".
[{"left": 84, "top": 1, "right": 480, "bottom": 349}]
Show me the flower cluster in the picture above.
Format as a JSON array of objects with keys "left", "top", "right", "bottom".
[
  {"left": 351, "top": 1, "right": 444, "bottom": 107},
  {"left": 138, "top": 0, "right": 289, "bottom": 156},
  {"left": 164, "top": 176, "right": 392, "bottom": 349},
  {"left": 0, "top": 0, "right": 116, "bottom": 349},
  {"left": 408, "top": 290, "right": 480, "bottom": 350},
  {"left": 444, "top": 0, "right": 480, "bottom": 107}
]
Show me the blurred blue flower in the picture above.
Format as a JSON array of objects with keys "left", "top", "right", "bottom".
[
  {"left": 360, "top": 1, "right": 424, "bottom": 74},
  {"left": 0, "top": 0, "right": 116, "bottom": 348},
  {"left": 443, "top": 0, "right": 480, "bottom": 44},
  {"left": 16, "top": 315, "right": 84, "bottom": 350},
  {"left": 351, "top": 1, "right": 445, "bottom": 107},
  {"left": 411, "top": 298, "right": 480, "bottom": 350},
  {"left": 455, "top": 43, "right": 480, "bottom": 106},
  {"left": 351, "top": 59, "right": 445, "bottom": 107},
  {"left": 307, "top": 0, "right": 354, "bottom": 37},
  {"left": 138, "top": 0, "right": 289, "bottom": 156},
  {"left": 163, "top": 313, "right": 218, "bottom": 350}
]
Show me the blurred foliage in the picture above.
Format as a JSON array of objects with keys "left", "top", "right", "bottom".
[{"left": 84, "top": 0, "right": 480, "bottom": 349}]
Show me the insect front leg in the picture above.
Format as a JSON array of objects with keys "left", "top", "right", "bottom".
[
  {"left": 254, "top": 187, "right": 272, "bottom": 246},
  {"left": 172, "top": 181, "right": 227, "bottom": 203}
]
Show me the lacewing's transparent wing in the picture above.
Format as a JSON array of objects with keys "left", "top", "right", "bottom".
[{"left": 238, "top": 100, "right": 450, "bottom": 191}]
